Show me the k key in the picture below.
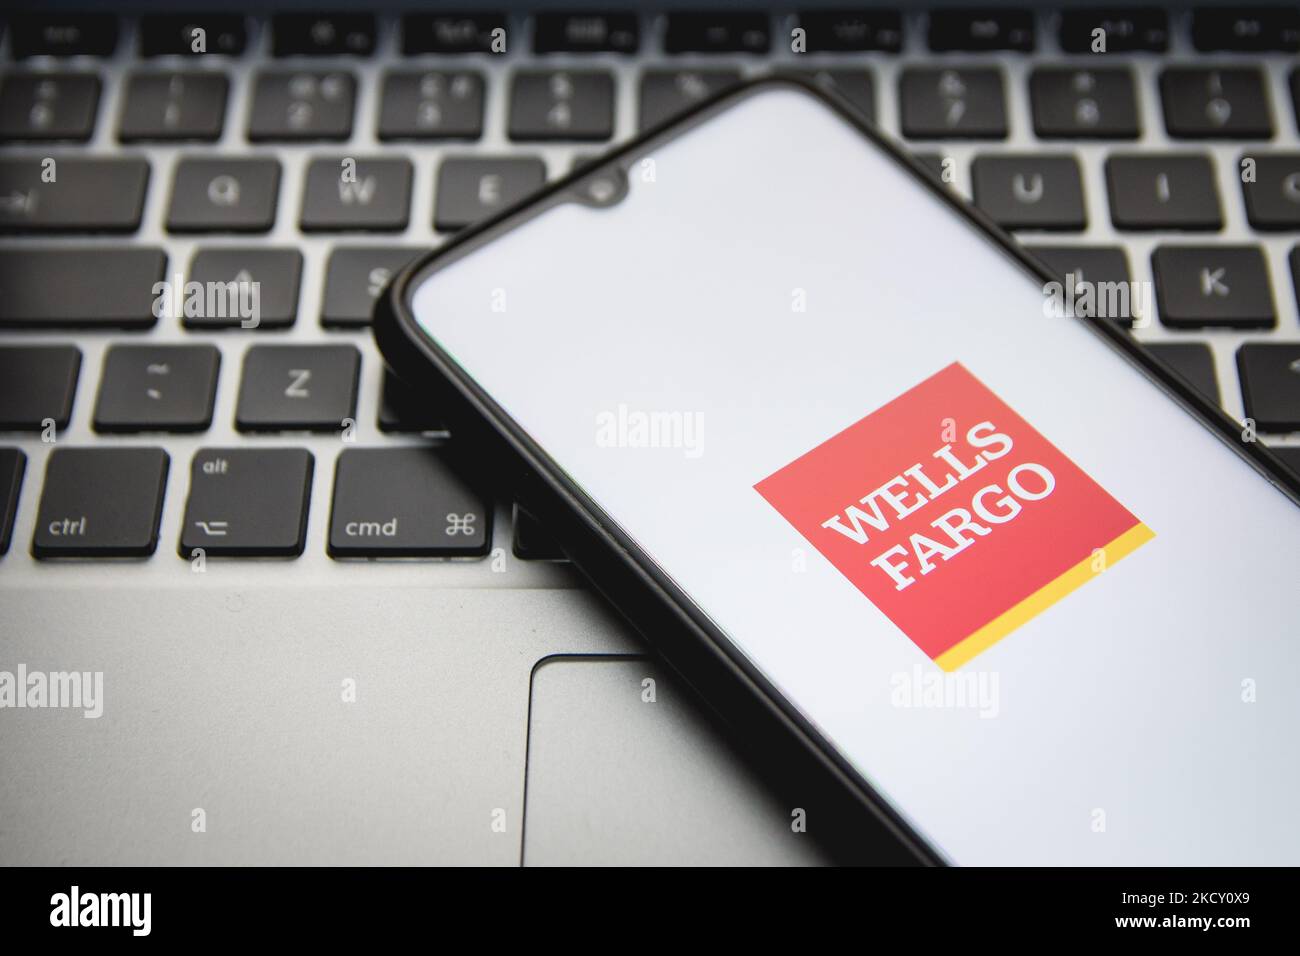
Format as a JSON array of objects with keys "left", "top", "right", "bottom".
[{"left": 1152, "top": 246, "right": 1275, "bottom": 329}]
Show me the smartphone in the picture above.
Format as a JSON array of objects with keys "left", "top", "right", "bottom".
[{"left": 377, "top": 77, "right": 1300, "bottom": 866}]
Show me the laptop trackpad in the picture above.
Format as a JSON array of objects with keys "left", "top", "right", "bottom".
[{"left": 522, "top": 656, "right": 826, "bottom": 865}]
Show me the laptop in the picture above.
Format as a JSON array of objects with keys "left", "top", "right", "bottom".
[{"left": 1, "top": 1, "right": 1297, "bottom": 866}]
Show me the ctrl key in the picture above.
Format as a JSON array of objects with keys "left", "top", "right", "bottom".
[
  {"left": 328, "top": 448, "right": 491, "bottom": 558},
  {"left": 33, "top": 448, "right": 169, "bottom": 558}
]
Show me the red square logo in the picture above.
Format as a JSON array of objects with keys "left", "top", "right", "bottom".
[{"left": 755, "top": 362, "right": 1151, "bottom": 670}]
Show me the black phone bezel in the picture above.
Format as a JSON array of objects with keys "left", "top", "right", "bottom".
[{"left": 375, "top": 75, "right": 1300, "bottom": 867}]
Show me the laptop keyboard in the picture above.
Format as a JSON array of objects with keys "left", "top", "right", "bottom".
[{"left": 1, "top": 8, "right": 1298, "bottom": 576}]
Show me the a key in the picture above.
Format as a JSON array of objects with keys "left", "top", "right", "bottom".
[
  {"left": 321, "top": 247, "right": 423, "bottom": 328},
  {"left": 0, "top": 249, "right": 165, "bottom": 330},
  {"left": 639, "top": 70, "right": 741, "bottom": 131},
  {"left": 508, "top": 71, "right": 614, "bottom": 141},
  {"left": 402, "top": 13, "right": 506, "bottom": 54},
  {"left": 32, "top": 448, "right": 169, "bottom": 558},
  {"left": 928, "top": 8, "right": 1034, "bottom": 52},
  {"left": 1029, "top": 68, "right": 1139, "bottom": 139},
  {"left": 1105, "top": 155, "right": 1222, "bottom": 231},
  {"left": 185, "top": 248, "right": 302, "bottom": 329},
  {"left": 166, "top": 158, "right": 281, "bottom": 233},
  {"left": 664, "top": 13, "right": 770, "bottom": 53},
  {"left": 247, "top": 71, "right": 355, "bottom": 142},
  {"left": 235, "top": 345, "right": 360, "bottom": 432},
  {"left": 0, "top": 158, "right": 150, "bottom": 233},
  {"left": 795, "top": 10, "right": 902, "bottom": 51},
  {"left": 899, "top": 68, "right": 1007, "bottom": 140},
  {"left": 180, "top": 448, "right": 313, "bottom": 558},
  {"left": 1058, "top": 8, "right": 1168, "bottom": 52},
  {"left": 11, "top": 14, "right": 118, "bottom": 58},
  {"left": 272, "top": 14, "right": 376, "bottom": 56},
  {"left": 1239, "top": 154, "right": 1300, "bottom": 231},
  {"left": 1152, "top": 246, "right": 1275, "bottom": 329},
  {"left": 93, "top": 345, "right": 220, "bottom": 433},
  {"left": 378, "top": 71, "right": 485, "bottom": 141},
  {"left": 534, "top": 12, "right": 639, "bottom": 53},
  {"left": 0, "top": 346, "right": 80, "bottom": 430},
  {"left": 118, "top": 72, "right": 228, "bottom": 142},
  {"left": 1024, "top": 245, "right": 1138, "bottom": 325},
  {"left": 378, "top": 370, "right": 446, "bottom": 434},
  {"left": 1192, "top": 7, "right": 1300, "bottom": 52},
  {"left": 328, "top": 448, "right": 491, "bottom": 558},
  {"left": 299, "top": 157, "right": 413, "bottom": 232},
  {"left": 783, "top": 69, "right": 875, "bottom": 123},
  {"left": 512, "top": 503, "right": 566, "bottom": 561},
  {"left": 1160, "top": 68, "right": 1273, "bottom": 139},
  {"left": 1145, "top": 342, "right": 1221, "bottom": 406},
  {"left": 1238, "top": 345, "right": 1300, "bottom": 433},
  {"left": 140, "top": 14, "right": 247, "bottom": 57},
  {"left": 0, "top": 449, "right": 25, "bottom": 556},
  {"left": 434, "top": 157, "right": 546, "bottom": 231},
  {"left": 0, "top": 73, "right": 101, "bottom": 142},
  {"left": 971, "top": 155, "right": 1086, "bottom": 231}
]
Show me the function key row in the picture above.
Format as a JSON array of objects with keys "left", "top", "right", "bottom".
[
  {"left": 3, "top": 65, "right": 1297, "bottom": 144},
  {"left": 8, "top": 10, "right": 1300, "bottom": 59}
]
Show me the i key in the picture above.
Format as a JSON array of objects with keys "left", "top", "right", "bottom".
[
  {"left": 32, "top": 448, "right": 169, "bottom": 558},
  {"left": 180, "top": 449, "right": 314, "bottom": 557}
]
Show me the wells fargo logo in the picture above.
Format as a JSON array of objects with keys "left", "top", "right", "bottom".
[{"left": 755, "top": 362, "right": 1152, "bottom": 670}]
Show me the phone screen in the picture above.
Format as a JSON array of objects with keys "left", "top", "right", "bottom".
[{"left": 408, "top": 85, "right": 1299, "bottom": 864}]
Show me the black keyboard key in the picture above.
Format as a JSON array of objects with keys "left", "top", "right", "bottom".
[
  {"left": 512, "top": 503, "right": 566, "bottom": 561},
  {"left": 118, "top": 72, "right": 228, "bottom": 142},
  {"left": 272, "top": 14, "right": 376, "bottom": 57},
  {"left": 1059, "top": 7, "right": 1168, "bottom": 53},
  {"left": 1271, "top": 446, "right": 1300, "bottom": 482},
  {"left": 1292, "top": 70, "right": 1300, "bottom": 136},
  {"left": 180, "top": 448, "right": 313, "bottom": 558},
  {"left": 185, "top": 248, "right": 302, "bottom": 329},
  {"left": 972, "top": 155, "right": 1086, "bottom": 230},
  {"left": 0, "top": 248, "right": 165, "bottom": 330},
  {"left": 300, "top": 157, "right": 413, "bottom": 232},
  {"left": 11, "top": 14, "right": 118, "bottom": 58},
  {"left": 329, "top": 448, "right": 491, "bottom": 558},
  {"left": 93, "top": 345, "right": 220, "bottom": 433},
  {"left": 509, "top": 70, "right": 614, "bottom": 141},
  {"left": 1105, "top": 155, "right": 1222, "bottom": 231},
  {"left": 0, "top": 449, "right": 25, "bottom": 556},
  {"left": 0, "top": 72, "right": 100, "bottom": 142},
  {"left": 1029, "top": 68, "right": 1139, "bottom": 139},
  {"left": 0, "top": 157, "right": 149, "bottom": 233},
  {"left": 0, "top": 346, "right": 80, "bottom": 430},
  {"left": 402, "top": 13, "right": 507, "bottom": 54},
  {"left": 899, "top": 68, "right": 1007, "bottom": 140},
  {"left": 664, "top": 13, "right": 769, "bottom": 54},
  {"left": 32, "top": 448, "right": 168, "bottom": 559},
  {"left": 1025, "top": 245, "right": 1139, "bottom": 325},
  {"left": 1238, "top": 345, "right": 1300, "bottom": 432},
  {"left": 140, "top": 14, "right": 248, "bottom": 57},
  {"left": 1145, "top": 342, "right": 1220, "bottom": 405},
  {"left": 236, "top": 345, "right": 360, "bottom": 432},
  {"left": 1293, "top": 246, "right": 1300, "bottom": 313},
  {"left": 247, "top": 71, "right": 355, "bottom": 141},
  {"left": 322, "top": 247, "right": 423, "bottom": 328},
  {"left": 928, "top": 8, "right": 1034, "bottom": 52},
  {"left": 378, "top": 371, "right": 446, "bottom": 434},
  {"left": 1192, "top": 7, "right": 1300, "bottom": 53},
  {"left": 1160, "top": 68, "right": 1273, "bottom": 139},
  {"left": 784, "top": 69, "right": 875, "bottom": 123},
  {"left": 639, "top": 69, "right": 741, "bottom": 131},
  {"left": 796, "top": 10, "right": 902, "bottom": 52},
  {"left": 534, "top": 12, "right": 639, "bottom": 53},
  {"left": 378, "top": 71, "right": 485, "bottom": 141},
  {"left": 1153, "top": 246, "right": 1275, "bottom": 329},
  {"left": 1240, "top": 154, "right": 1300, "bottom": 231},
  {"left": 166, "top": 158, "right": 281, "bottom": 233},
  {"left": 434, "top": 157, "right": 546, "bottom": 231}
]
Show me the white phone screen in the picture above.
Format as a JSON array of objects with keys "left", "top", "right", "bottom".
[{"left": 409, "top": 85, "right": 1300, "bottom": 865}]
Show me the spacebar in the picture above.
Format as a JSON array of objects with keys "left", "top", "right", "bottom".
[{"left": 0, "top": 248, "right": 167, "bottom": 329}]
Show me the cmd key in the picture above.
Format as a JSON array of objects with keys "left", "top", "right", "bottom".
[
  {"left": 32, "top": 448, "right": 169, "bottom": 558},
  {"left": 0, "top": 158, "right": 150, "bottom": 233},
  {"left": 0, "top": 248, "right": 166, "bottom": 330}
]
